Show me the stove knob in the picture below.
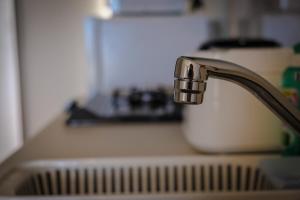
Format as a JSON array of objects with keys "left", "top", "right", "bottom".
[
  {"left": 128, "top": 88, "right": 143, "bottom": 110},
  {"left": 149, "top": 89, "right": 168, "bottom": 110},
  {"left": 112, "top": 89, "right": 121, "bottom": 110}
]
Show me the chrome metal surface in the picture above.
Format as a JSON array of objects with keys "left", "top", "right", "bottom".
[{"left": 174, "top": 56, "right": 300, "bottom": 134}]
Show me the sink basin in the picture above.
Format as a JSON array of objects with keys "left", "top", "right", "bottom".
[{"left": 0, "top": 155, "right": 294, "bottom": 199}]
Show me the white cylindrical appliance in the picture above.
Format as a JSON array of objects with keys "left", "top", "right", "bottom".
[{"left": 183, "top": 48, "right": 293, "bottom": 153}]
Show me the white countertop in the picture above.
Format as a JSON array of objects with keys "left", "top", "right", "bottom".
[{"left": 0, "top": 114, "right": 197, "bottom": 177}]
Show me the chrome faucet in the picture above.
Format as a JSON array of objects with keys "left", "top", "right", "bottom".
[{"left": 174, "top": 56, "right": 300, "bottom": 134}]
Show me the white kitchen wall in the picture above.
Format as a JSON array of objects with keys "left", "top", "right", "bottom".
[
  {"left": 262, "top": 14, "right": 300, "bottom": 46},
  {"left": 88, "top": 16, "right": 211, "bottom": 94},
  {"left": 17, "top": 0, "right": 106, "bottom": 138},
  {"left": 0, "top": 0, "right": 23, "bottom": 162}
]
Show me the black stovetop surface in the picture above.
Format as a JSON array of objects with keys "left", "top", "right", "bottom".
[{"left": 66, "top": 88, "right": 183, "bottom": 126}]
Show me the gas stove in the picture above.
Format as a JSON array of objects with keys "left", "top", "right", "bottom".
[{"left": 66, "top": 87, "right": 182, "bottom": 125}]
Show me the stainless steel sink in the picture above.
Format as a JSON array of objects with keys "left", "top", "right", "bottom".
[{"left": 0, "top": 155, "right": 296, "bottom": 199}]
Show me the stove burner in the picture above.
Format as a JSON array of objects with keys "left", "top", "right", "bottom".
[
  {"left": 148, "top": 88, "right": 168, "bottom": 110},
  {"left": 66, "top": 87, "right": 183, "bottom": 125},
  {"left": 128, "top": 88, "right": 144, "bottom": 110},
  {"left": 112, "top": 87, "right": 170, "bottom": 111}
]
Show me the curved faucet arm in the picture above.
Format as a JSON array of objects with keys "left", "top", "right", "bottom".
[{"left": 174, "top": 56, "right": 300, "bottom": 134}]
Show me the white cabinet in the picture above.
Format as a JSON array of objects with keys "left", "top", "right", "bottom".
[{"left": 0, "top": 0, "right": 22, "bottom": 162}]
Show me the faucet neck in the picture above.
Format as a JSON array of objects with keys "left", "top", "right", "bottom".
[{"left": 175, "top": 56, "right": 300, "bottom": 134}]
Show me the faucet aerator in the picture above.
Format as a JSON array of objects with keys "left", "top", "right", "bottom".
[
  {"left": 173, "top": 79, "right": 205, "bottom": 104},
  {"left": 173, "top": 56, "right": 207, "bottom": 105}
]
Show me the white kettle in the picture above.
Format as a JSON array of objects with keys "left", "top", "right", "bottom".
[{"left": 183, "top": 48, "right": 293, "bottom": 153}]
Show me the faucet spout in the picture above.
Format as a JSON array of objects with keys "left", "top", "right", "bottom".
[{"left": 174, "top": 56, "right": 300, "bottom": 134}]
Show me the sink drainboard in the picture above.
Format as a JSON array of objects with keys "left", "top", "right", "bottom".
[{"left": 0, "top": 156, "right": 273, "bottom": 197}]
